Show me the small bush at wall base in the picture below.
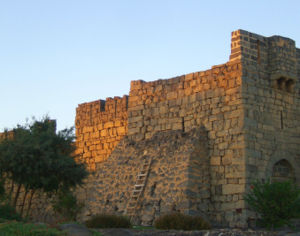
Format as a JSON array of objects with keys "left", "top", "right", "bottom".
[
  {"left": 154, "top": 212, "right": 211, "bottom": 230},
  {"left": 0, "top": 203, "right": 22, "bottom": 221},
  {"left": 85, "top": 214, "right": 132, "bottom": 228},
  {"left": 245, "top": 180, "right": 300, "bottom": 229}
]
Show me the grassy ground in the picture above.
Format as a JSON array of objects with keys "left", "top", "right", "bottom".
[
  {"left": 0, "top": 221, "right": 66, "bottom": 236},
  {"left": 0, "top": 220, "right": 103, "bottom": 236}
]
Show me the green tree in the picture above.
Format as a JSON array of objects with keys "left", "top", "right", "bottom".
[
  {"left": 245, "top": 180, "right": 300, "bottom": 229},
  {"left": 0, "top": 117, "right": 88, "bottom": 217}
]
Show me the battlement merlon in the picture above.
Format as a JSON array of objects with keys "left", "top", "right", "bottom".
[
  {"left": 230, "top": 29, "right": 299, "bottom": 83},
  {"left": 76, "top": 95, "right": 128, "bottom": 112},
  {"left": 75, "top": 95, "right": 128, "bottom": 128}
]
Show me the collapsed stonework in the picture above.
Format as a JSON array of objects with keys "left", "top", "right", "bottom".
[
  {"left": 75, "top": 29, "right": 300, "bottom": 227},
  {"left": 78, "top": 128, "right": 209, "bottom": 225}
]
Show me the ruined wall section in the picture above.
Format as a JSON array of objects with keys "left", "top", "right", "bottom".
[
  {"left": 75, "top": 96, "right": 128, "bottom": 170},
  {"left": 232, "top": 30, "right": 300, "bottom": 222},
  {"left": 77, "top": 128, "right": 211, "bottom": 226},
  {"left": 128, "top": 59, "right": 247, "bottom": 227},
  {"left": 0, "top": 131, "right": 13, "bottom": 140},
  {"left": 74, "top": 29, "right": 300, "bottom": 227}
]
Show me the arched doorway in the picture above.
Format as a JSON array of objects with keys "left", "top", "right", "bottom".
[{"left": 272, "top": 159, "right": 295, "bottom": 183}]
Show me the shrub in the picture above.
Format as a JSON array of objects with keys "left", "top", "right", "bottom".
[
  {"left": 85, "top": 214, "right": 132, "bottom": 228},
  {"left": 52, "top": 189, "right": 84, "bottom": 222},
  {"left": 0, "top": 203, "right": 22, "bottom": 221},
  {"left": 245, "top": 180, "right": 300, "bottom": 229},
  {"left": 154, "top": 212, "right": 211, "bottom": 230}
]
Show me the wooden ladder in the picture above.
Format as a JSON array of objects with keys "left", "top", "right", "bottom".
[{"left": 126, "top": 157, "right": 153, "bottom": 218}]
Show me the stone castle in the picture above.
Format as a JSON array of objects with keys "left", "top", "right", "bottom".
[{"left": 74, "top": 29, "right": 300, "bottom": 228}]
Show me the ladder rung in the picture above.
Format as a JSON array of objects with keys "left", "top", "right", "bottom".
[
  {"left": 138, "top": 173, "right": 147, "bottom": 177},
  {"left": 126, "top": 158, "right": 152, "bottom": 215},
  {"left": 134, "top": 184, "right": 144, "bottom": 187},
  {"left": 133, "top": 189, "right": 142, "bottom": 192}
]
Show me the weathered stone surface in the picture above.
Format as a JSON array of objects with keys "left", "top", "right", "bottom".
[
  {"left": 2, "top": 29, "right": 298, "bottom": 229},
  {"left": 75, "top": 96, "right": 128, "bottom": 171},
  {"left": 77, "top": 128, "right": 210, "bottom": 226},
  {"left": 73, "top": 29, "right": 300, "bottom": 228}
]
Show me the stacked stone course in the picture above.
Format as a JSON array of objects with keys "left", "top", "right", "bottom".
[
  {"left": 128, "top": 62, "right": 243, "bottom": 140},
  {"left": 75, "top": 30, "right": 300, "bottom": 227},
  {"left": 75, "top": 95, "right": 128, "bottom": 170},
  {"left": 77, "top": 128, "right": 210, "bottom": 225},
  {"left": 235, "top": 30, "right": 300, "bottom": 189},
  {"left": 1, "top": 29, "right": 297, "bottom": 228},
  {"left": 124, "top": 61, "right": 247, "bottom": 226}
]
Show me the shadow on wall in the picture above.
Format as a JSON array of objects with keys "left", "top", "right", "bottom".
[{"left": 77, "top": 127, "right": 212, "bottom": 226}]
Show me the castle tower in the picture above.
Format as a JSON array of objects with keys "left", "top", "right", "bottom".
[{"left": 75, "top": 30, "right": 300, "bottom": 227}]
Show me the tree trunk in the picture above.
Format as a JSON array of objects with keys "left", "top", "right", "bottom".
[
  {"left": 20, "top": 188, "right": 29, "bottom": 217},
  {"left": 9, "top": 180, "right": 14, "bottom": 201},
  {"left": 26, "top": 189, "right": 36, "bottom": 218},
  {"left": 13, "top": 183, "right": 22, "bottom": 208}
]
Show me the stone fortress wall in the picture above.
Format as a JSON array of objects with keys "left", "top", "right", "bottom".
[
  {"left": 1, "top": 29, "right": 298, "bottom": 227},
  {"left": 235, "top": 30, "right": 300, "bottom": 188},
  {"left": 57, "top": 30, "right": 300, "bottom": 227},
  {"left": 75, "top": 96, "right": 128, "bottom": 170},
  {"left": 126, "top": 62, "right": 247, "bottom": 226}
]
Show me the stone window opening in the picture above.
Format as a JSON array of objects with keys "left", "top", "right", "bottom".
[
  {"left": 275, "top": 77, "right": 295, "bottom": 93},
  {"left": 276, "top": 77, "right": 286, "bottom": 90},
  {"left": 272, "top": 159, "right": 295, "bottom": 183},
  {"left": 286, "top": 79, "right": 295, "bottom": 93}
]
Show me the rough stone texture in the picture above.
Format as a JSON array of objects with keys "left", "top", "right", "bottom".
[
  {"left": 234, "top": 30, "right": 300, "bottom": 221},
  {"left": 75, "top": 96, "right": 128, "bottom": 171},
  {"left": 1, "top": 30, "right": 299, "bottom": 228},
  {"left": 74, "top": 29, "right": 300, "bottom": 228},
  {"left": 76, "top": 128, "right": 210, "bottom": 226}
]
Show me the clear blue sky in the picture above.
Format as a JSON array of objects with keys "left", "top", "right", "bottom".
[{"left": 1, "top": 0, "right": 299, "bottom": 131}]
